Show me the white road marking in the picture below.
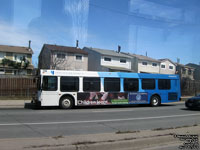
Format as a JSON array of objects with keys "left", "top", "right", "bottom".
[{"left": 0, "top": 113, "right": 200, "bottom": 126}]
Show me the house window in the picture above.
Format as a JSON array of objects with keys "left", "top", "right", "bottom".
[
  {"left": 142, "top": 62, "right": 147, "bottom": 66},
  {"left": 169, "top": 65, "right": 174, "bottom": 70},
  {"left": 104, "top": 57, "right": 111, "bottom": 62},
  {"left": 57, "top": 53, "right": 65, "bottom": 59},
  {"left": 161, "top": 64, "right": 166, "bottom": 69},
  {"left": 75, "top": 55, "right": 83, "bottom": 61},
  {"left": 120, "top": 59, "right": 126, "bottom": 63},
  {"left": 152, "top": 63, "right": 157, "bottom": 67}
]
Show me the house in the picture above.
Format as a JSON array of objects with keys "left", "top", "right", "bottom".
[
  {"left": 83, "top": 47, "right": 132, "bottom": 72},
  {"left": 122, "top": 53, "right": 161, "bottom": 74},
  {"left": 176, "top": 63, "right": 195, "bottom": 80},
  {"left": 0, "top": 43, "right": 34, "bottom": 75},
  {"left": 186, "top": 63, "right": 200, "bottom": 81},
  {"left": 159, "top": 59, "right": 176, "bottom": 74},
  {"left": 38, "top": 44, "right": 88, "bottom": 71}
]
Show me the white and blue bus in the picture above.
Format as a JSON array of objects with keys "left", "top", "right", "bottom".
[{"left": 33, "top": 70, "right": 181, "bottom": 109}]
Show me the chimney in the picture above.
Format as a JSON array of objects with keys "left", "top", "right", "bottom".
[
  {"left": 146, "top": 51, "right": 147, "bottom": 56},
  {"left": 118, "top": 45, "right": 121, "bottom": 53},
  {"left": 76, "top": 40, "right": 79, "bottom": 48},
  {"left": 28, "top": 40, "right": 31, "bottom": 49}
]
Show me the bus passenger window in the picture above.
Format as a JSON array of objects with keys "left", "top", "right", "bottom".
[
  {"left": 104, "top": 78, "right": 120, "bottom": 92},
  {"left": 142, "top": 79, "right": 155, "bottom": 90},
  {"left": 83, "top": 77, "right": 100, "bottom": 92},
  {"left": 42, "top": 76, "right": 57, "bottom": 91},
  {"left": 124, "top": 78, "right": 138, "bottom": 92},
  {"left": 60, "top": 77, "right": 79, "bottom": 92},
  {"left": 158, "top": 79, "right": 171, "bottom": 90}
]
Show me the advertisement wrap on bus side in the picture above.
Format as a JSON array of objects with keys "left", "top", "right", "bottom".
[{"left": 77, "top": 92, "right": 148, "bottom": 105}]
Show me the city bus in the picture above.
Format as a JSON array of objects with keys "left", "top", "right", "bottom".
[{"left": 32, "top": 69, "right": 181, "bottom": 109}]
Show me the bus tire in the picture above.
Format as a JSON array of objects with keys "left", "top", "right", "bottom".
[
  {"left": 59, "top": 96, "right": 74, "bottom": 109},
  {"left": 150, "top": 95, "right": 161, "bottom": 107}
]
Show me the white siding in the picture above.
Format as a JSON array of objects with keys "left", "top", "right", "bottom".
[
  {"left": 138, "top": 60, "right": 160, "bottom": 73},
  {"left": 160, "top": 60, "right": 176, "bottom": 74},
  {"left": 101, "top": 56, "right": 131, "bottom": 69}
]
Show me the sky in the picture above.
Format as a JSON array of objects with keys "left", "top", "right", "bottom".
[{"left": 0, "top": 0, "right": 200, "bottom": 67}]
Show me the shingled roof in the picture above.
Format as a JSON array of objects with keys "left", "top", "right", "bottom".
[
  {"left": 44, "top": 44, "right": 88, "bottom": 55},
  {"left": 84, "top": 47, "right": 132, "bottom": 58},
  {"left": 0, "top": 45, "right": 33, "bottom": 54}
]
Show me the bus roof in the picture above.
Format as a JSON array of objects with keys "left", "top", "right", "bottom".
[{"left": 40, "top": 70, "right": 179, "bottom": 79}]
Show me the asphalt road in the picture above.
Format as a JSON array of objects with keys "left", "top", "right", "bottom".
[{"left": 0, "top": 102, "right": 199, "bottom": 139}]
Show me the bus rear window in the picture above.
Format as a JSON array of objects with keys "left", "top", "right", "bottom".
[
  {"left": 42, "top": 76, "right": 57, "bottom": 91},
  {"left": 104, "top": 78, "right": 120, "bottom": 92},
  {"left": 142, "top": 79, "right": 155, "bottom": 90},
  {"left": 124, "top": 78, "right": 138, "bottom": 92},
  {"left": 158, "top": 79, "right": 171, "bottom": 90},
  {"left": 60, "top": 77, "right": 79, "bottom": 92},
  {"left": 83, "top": 77, "right": 100, "bottom": 92}
]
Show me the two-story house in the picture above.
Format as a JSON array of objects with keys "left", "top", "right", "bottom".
[
  {"left": 38, "top": 44, "right": 88, "bottom": 71},
  {"left": 186, "top": 63, "right": 200, "bottom": 81},
  {"left": 176, "top": 63, "right": 195, "bottom": 80},
  {"left": 0, "top": 44, "right": 34, "bottom": 75},
  {"left": 83, "top": 47, "right": 132, "bottom": 72},
  {"left": 159, "top": 59, "right": 176, "bottom": 74}
]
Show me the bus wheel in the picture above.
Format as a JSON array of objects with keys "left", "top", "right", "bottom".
[
  {"left": 150, "top": 95, "right": 161, "bottom": 107},
  {"left": 60, "top": 96, "right": 74, "bottom": 109}
]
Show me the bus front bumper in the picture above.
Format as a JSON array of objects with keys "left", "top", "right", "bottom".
[{"left": 31, "top": 97, "right": 41, "bottom": 108}]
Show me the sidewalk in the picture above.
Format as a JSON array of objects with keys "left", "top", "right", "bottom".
[
  {"left": 0, "top": 124, "right": 199, "bottom": 150},
  {"left": 0, "top": 100, "right": 31, "bottom": 108}
]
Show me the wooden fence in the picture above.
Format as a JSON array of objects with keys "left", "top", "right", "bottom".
[
  {"left": 0, "top": 76, "right": 37, "bottom": 98},
  {"left": 181, "top": 79, "right": 200, "bottom": 96}
]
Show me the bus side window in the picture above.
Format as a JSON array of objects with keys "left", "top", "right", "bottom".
[
  {"left": 104, "top": 78, "right": 120, "bottom": 92},
  {"left": 142, "top": 79, "right": 155, "bottom": 90},
  {"left": 83, "top": 77, "right": 100, "bottom": 92},
  {"left": 42, "top": 76, "right": 57, "bottom": 91},
  {"left": 124, "top": 78, "right": 138, "bottom": 92},
  {"left": 60, "top": 77, "right": 79, "bottom": 92},
  {"left": 158, "top": 79, "right": 171, "bottom": 90}
]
